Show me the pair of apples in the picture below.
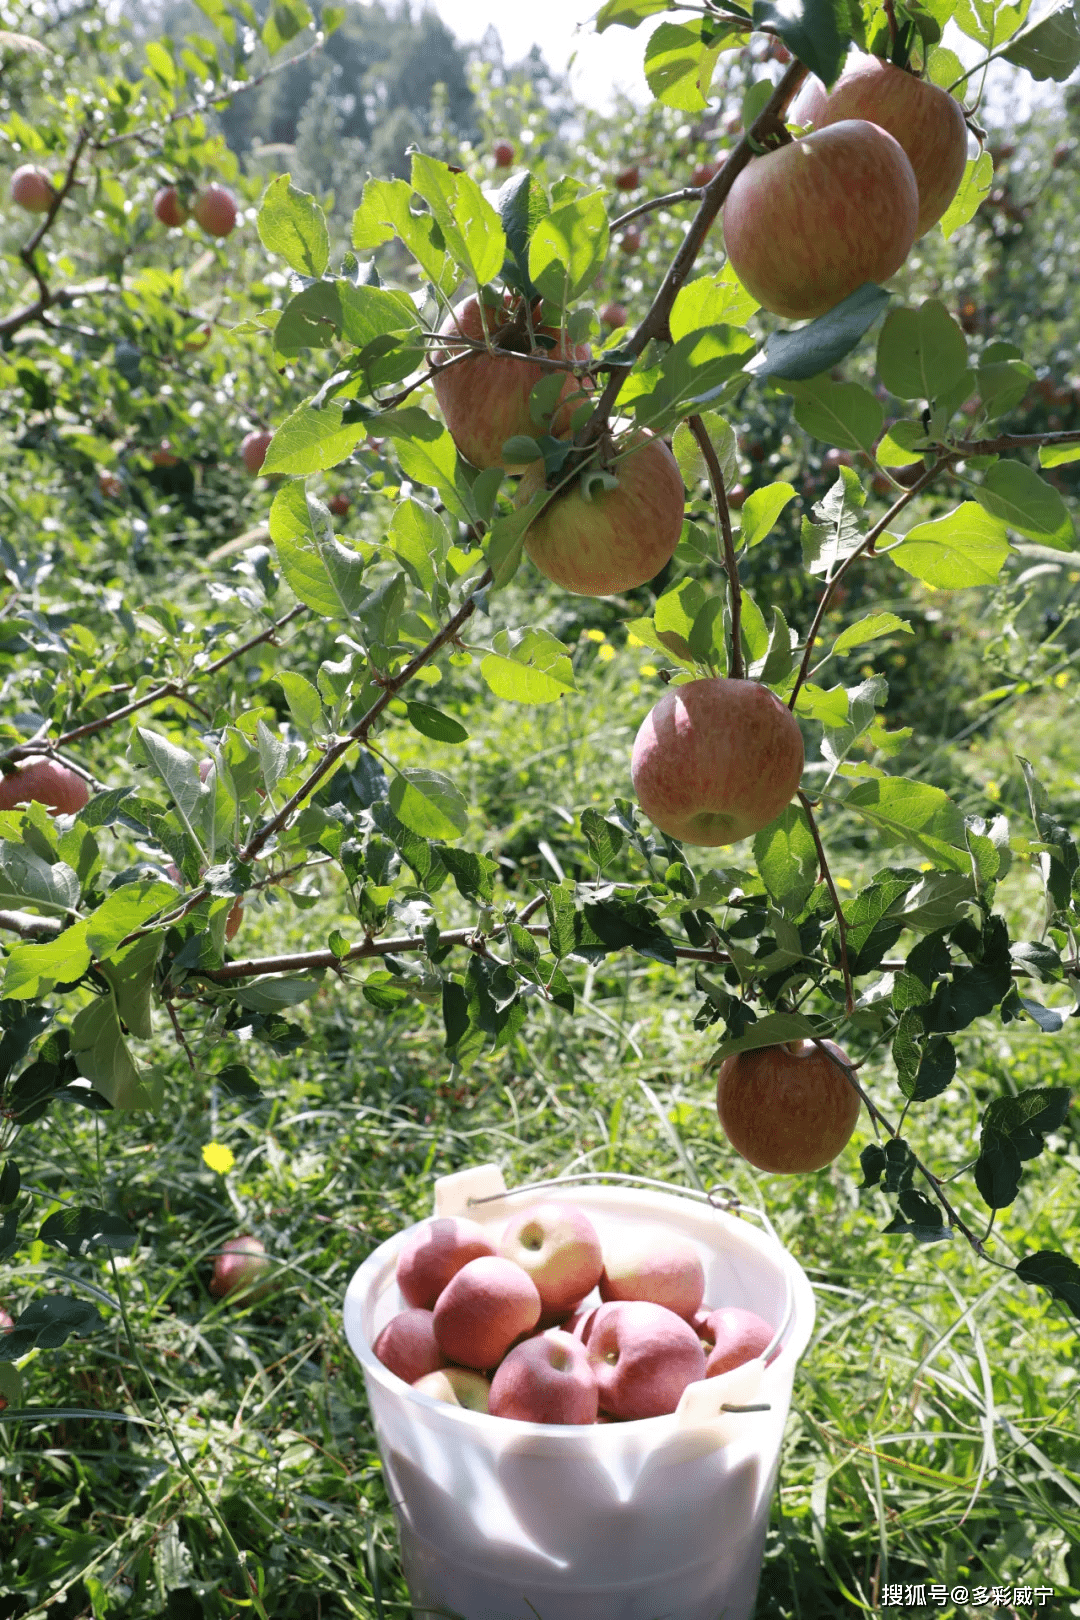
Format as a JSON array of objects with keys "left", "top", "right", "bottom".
[
  {"left": 153, "top": 183, "right": 238, "bottom": 238},
  {"left": 374, "top": 1203, "right": 778, "bottom": 1425}
]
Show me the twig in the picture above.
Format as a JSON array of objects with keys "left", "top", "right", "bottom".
[
  {"left": 0, "top": 126, "right": 89, "bottom": 338},
  {"left": 164, "top": 998, "right": 197, "bottom": 1072},
  {"left": 798, "top": 789, "right": 853, "bottom": 1014},
  {"left": 577, "top": 59, "right": 808, "bottom": 448},
  {"left": 689, "top": 414, "right": 743, "bottom": 677},
  {"left": 239, "top": 570, "right": 495, "bottom": 863},
  {"left": 609, "top": 187, "right": 710, "bottom": 233},
  {"left": 0, "top": 909, "right": 63, "bottom": 939}
]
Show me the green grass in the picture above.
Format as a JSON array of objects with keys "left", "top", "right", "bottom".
[{"left": 2, "top": 588, "right": 1079, "bottom": 1620}]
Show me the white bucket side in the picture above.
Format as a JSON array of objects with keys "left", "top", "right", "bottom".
[{"left": 343, "top": 1173, "right": 815, "bottom": 1618}]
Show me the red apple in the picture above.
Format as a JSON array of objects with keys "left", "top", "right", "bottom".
[
  {"left": 715, "top": 1039, "right": 861, "bottom": 1172},
  {"left": 498, "top": 1201, "right": 603, "bottom": 1317},
  {"left": 600, "top": 301, "right": 628, "bottom": 329},
  {"left": 240, "top": 430, "right": 273, "bottom": 475},
  {"left": 98, "top": 469, "right": 123, "bottom": 499},
  {"left": 559, "top": 1305, "right": 599, "bottom": 1344},
  {"left": 430, "top": 294, "right": 591, "bottom": 471},
  {"left": 10, "top": 165, "right": 54, "bottom": 213},
  {"left": 490, "top": 1330, "right": 599, "bottom": 1425},
  {"left": 493, "top": 140, "right": 514, "bottom": 168},
  {"left": 374, "top": 1307, "right": 448, "bottom": 1384},
  {"left": 792, "top": 57, "right": 968, "bottom": 238},
  {"left": 412, "top": 1366, "right": 491, "bottom": 1412},
  {"left": 518, "top": 429, "right": 684, "bottom": 596},
  {"left": 701, "top": 1306, "right": 777, "bottom": 1376},
  {"left": 329, "top": 492, "right": 351, "bottom": 517},
  {"left": 722, "top": 120, "right": 918, "bottom": 319},
  {"left": 614, "top": 164, "right": 640, "bottom": 190},
  {"left": 619, "top": 228, "right": 641, "bottom": 254},
  {"left": 185, "top": 323, "right": 212, "bottom": 352},
  {"left": 728, "top": 482, "right": 747, "bottom": 508},
  {"left": 209, "top": 1235, "right": 272, "bottom": 1303},
  {"left": 432, "top": 1256, "right": 542, "bottom": 1370},
  {"left": 631, "top": 677, "right": 804, "bottom": 846},
  {"left": 586, "top": 1301, "right": 706, "bottom": 1420},
  {"left": 0, "top": 757, "right": 89, "bottom": 816},
  {"left": 599, "top": 1234, "right": 705, "bottom": 1321},
  {"left": 151, "top": 439, "right": 179, "bottom": 466},
  {"left": 193, "top": 184, "right": 237, "bottom": 238},
  {"left": 153, "top": 186, "right": 189, "bottom": 228},
  {"left": 691, "top": 160, "right": 721, "bottom": 187},
  {"left": 0, "top": 1307, "right": 14, "bottom": 1332},
  {"left": 396, "top": 1216, "right": 496, "bottom": 1309}
]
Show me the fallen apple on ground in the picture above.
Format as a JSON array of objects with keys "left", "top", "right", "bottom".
[
  {"left": 498, "top": 1200, "right": 603, "bottom": 1317},
  {"left": 716, "top": 1039, "right": 861, "bottom": 1172},
  {"left": 599, "top": 1233, "right": 705, "bottom": 1321},
  {"left": 396, "top": 1215, "right": 496, "bottom": 1309},
  {"left": 209, "top": 1235, "right": 272, "bottom": 1303},
  {"left": 631, "top": 677, "right": 805, "bottom": 846},
  {"left": 489, "top": 1329, "right": 599, "bottom": 1425}
]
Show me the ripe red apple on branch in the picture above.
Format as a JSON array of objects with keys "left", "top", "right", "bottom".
[
  {"left": 792, "top": 57, "right": 969, "bottom": 237},
  {"left": 722, "top": 120, "right": 919, "bottom": 319},
  {"left": 430, "top": 294, "right": 591, "bottom": 471},
  {"left": 0, "top": 757, "right": 90, "bottom": 815},
  {"left": 193, "top": 184, "right": 237, "bottom": 238},
  {"left": 241, "top": 429, "right": 273, "bottom": 475},
  {"left": 11, "top": 165, "right": 54, "bottom": 213},
  {"left": 153, "top": 185, "right": 189, "bottom": 228},
  {"left": 517, "top": 430, "right": 684, "bottom": 596},
  {"left": 631, "top": 678, "right": 804, "bottom": 846},
  {"left": 493, "top": 140, "right": 514, "bottom": 168},
  {"left": 715, "top": 1039, "right": 861, "bottom": 1172}
]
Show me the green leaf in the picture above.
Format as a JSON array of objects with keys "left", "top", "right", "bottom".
[
  {"left": 752, "top": 0, "right": 851, "bottom": 82},
  {"left": 672, "top": 413, "right": 738, "bottom": 491},
  {"left": 389, "top": 769, "right": 468, "bottom": 840},
  {"left": 3, "top": 922, "right": 91, "bottom": 999},
  {"left": 596, "top": 0, "right": 672, "bottom": 27},
  {"left": 876, "top": 300, "right": 969, "bottom": 402},
  {"left": 351, "top": 177, "right": 455, "bottom": 292},
  {"left": 0, "top": 1295, "right": 104, "bottom": 1361},
  {"left": 84, "top": 881, "right": 176, "bottom": 959},
  {"left": 487, "top": 495, "right": 546, "bottom": 590},
  {"left": 0, "top": 841, "right": 79, "bottom": 914},
  {"left": 886, "top": 503, "right": 1010, "bottom": 589},
  {"left": 1003, "top": 2, "right": 1080, "bottom": 78},
  {"left": 411, "top": 155, "right": 507, "bottom": 287},
  {"left": 741, "top": 483, "right": 797, "bottom": 549},
  {"left": 670, "top": 273, "right": 758, "bottom": 343},
  {"left": 390, "top": 499, "right": 448, "bottom": 595},
  {"left": 581, "top": 807, "right": 625, "bottom": 870},
  {"left": 257, "top": 174, "right": 329, "bottom": 279},
  {"left": 278, "top": 671, "right": 324, "bottom": 738},
  {"left": 262, "top": 0, "right": 312, "bottom": 56},
  {"left": 492, "top": 171, "right": 550, "bottom": 297},
  {"left": 644, "top": 19, "right": 737, "bottom": 111},
  {"left": 234, "top": 975, "right": 322, "bottom": 1011},
  {"left": 262, "top": 403, "right": 366, "bottom": 477},
  {"left": 99, "top": 931, "right": 164, "bottom": 1041},
  {"left": 754, "top": 804, "right": 818, "bottom": 916},
  {"left": 831, "top": 613, "right": 914, "bottom": 656},
  {"left": 481, "top": 628, "right": 576, "bottom": 704},
  {"left": 710, "top": 1011, "right": 821, "bottom": 1065},
  {"left": 528, "top": 190, "right": 609, "bottom": 304},
  {"left": 70, "top": 993, "right": 161, "bottom": 1111},
  {"left": 1039, "top": 441, "right": 1080, "bottom": 469},
  {"left": 38, "top": 1207, "right": 137, "bottom": 1259},
  {"left": 939, "top": 152, "right": 993, "bottom": 241},
  {"left": 786, "top": 378, "right": 884, "bottom": 453},
  {"left": 1015, "top": 1249, "right": 1080, "bottom": 1321},
  {"left": 843, "top": 779, "right": 968, "bottom": 870},
  {"left": 405, "top": 701, "right": 468, "bottom": 744},
  {"left": 750, "top": 284, "right": 890, "bottom": 383},
  {"left": 269, "top": 481, "right": 367, "bottom": 617},
  {"left": 973, "top": 461, "right": 1075, "bottom": 547},
  {"left": 393, "top": 420, "right": 474, "bottom": 525}
]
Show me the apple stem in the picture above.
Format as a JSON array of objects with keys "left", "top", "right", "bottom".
[
  {"left": 797, "top": 789, "right": 854, "bottom": 1015},
  {"left": 689, "top": 414, "right": 744, "bottom": 679}
]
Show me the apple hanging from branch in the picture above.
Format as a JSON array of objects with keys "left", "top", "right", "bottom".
[
  {"left": 193, "top": 184, "right": 238, "bottom": 238},
  {"left": 715, "top": 1040, "right": 861, "bottom": 1173},
  {"left": 153, "top": 185, "right": 189, "bottom": 228},
  {"left": 722, "top": 120, "right": 919, "bottom": 319},
  {"left": 10, "top": 165, "right": 54, "bottom": 213},
  {"left": 0, "top": 757, "right": 90, "bottom": 815}
]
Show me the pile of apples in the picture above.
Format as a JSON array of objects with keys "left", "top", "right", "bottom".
[{"left": 373, "top": 1202, "right": 777, "bottom": 1425}]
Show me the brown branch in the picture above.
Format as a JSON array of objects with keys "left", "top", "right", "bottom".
[
  {"left": 609, "top": 187, "right": 710, "bottom": 234},
  {"left": 799, "top": 789, "right": 853, "bottom": 1014},
  {"left": 0, "top": 910, "right": 63, "bottom": 939},
  {"left": 813, "top": 1041, "right": 998, "bottom": 1262},
  {"left": 239, "top": 569, "right": 495, "bottom": 863},
  {"left": 958, "top": 427, "right": 1080, "bottom": 455},
  {"left": 788, "top": 454, "right": 949, "bottom": 710},
  {"left": 0, "top": 126, "right": 90, "bottom": 338},
  {"left": 689, "top": 414, "right": 743, "bottom": 677},
  {"left": 578, "top": 59, "right": 808, "bottom": 447}
]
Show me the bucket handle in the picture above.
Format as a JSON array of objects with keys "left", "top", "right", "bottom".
[{"left": 437, "top": 1165, "right": 795, "bottom": 1380}]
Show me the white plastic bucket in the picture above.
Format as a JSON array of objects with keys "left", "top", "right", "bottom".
[{"left": 343, "top": 1164, "right": 816, "bottom": 1620}]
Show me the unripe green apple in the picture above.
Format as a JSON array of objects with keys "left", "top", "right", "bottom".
[
  {"left": 792, "top": 57, "right": 968, "bottom": 238},
  {"left": 517, "top": 430, "right": 684, "bottom": 597},
  {"left": 193, "top": 184, "right": 237, "bottom": 238},
  {"left": 722, "top": 120, "right": 919, "bottom": 319},
  {"left": 716, "top": 1039, "right": 861, "bottom": 1172},
  {"left": 632, "top": 677, "right": 804, "bottom": 846},
  {"left": 10, "top": 165, "right": 54, "bottom": 213}
]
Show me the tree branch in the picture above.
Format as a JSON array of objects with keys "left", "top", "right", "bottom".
[
  {"left": 609, "top": 187, "right": 710, "bottom": 234},
  {"left": 239, "top": 569, "right": 495, "bottom": 863},
  {"left": 798, "top": 789, "right": 853, "bottom": 1015},
  {"left": 0, "top": 126, "right": 90, "bottom": 338},
  {"left": 689, "top": 413, "right": 743, "bottom": 678},
  {"left": 578, "top": 59, "right": 808, "bottom": 447}
]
